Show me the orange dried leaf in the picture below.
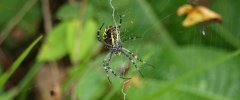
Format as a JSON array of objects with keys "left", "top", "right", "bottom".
[
  {"left": 177, "top": 4, "right": 193, "bottom": 16},
  {"left": 177, "top": 4, "right": 222, "bottom": 27}
]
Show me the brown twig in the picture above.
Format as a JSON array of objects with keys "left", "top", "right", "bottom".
[{"left": 41, "top": 0, "right": 53, "bottom": 32}]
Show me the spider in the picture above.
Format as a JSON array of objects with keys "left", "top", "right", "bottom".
[{"left": 97, "top": 15, "right": 153, "bottom": 83}]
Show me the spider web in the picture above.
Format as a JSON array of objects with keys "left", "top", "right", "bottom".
[
  {"left": 107, "top": 0, "right": 177, "bottom": 100},
  {"left": 102, "top": 0, "right": 240, "bottom": 100}
]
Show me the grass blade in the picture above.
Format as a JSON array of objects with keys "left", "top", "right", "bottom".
[{"left": 0, "top": 35, "right": 43, "bottom": 88}]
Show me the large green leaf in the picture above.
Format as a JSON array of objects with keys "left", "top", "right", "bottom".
[
  {"left": 67, "top": 19, "right": 97, "bottom": 63},
  {"left": 37, "top": 22, "right": 69, "bottom": 62},
  {"left": 38, "top": 19, "right": 97, "bottom": 63},
  {"left": 127, "top": 47, "right": 240, "bottom": 100},
  {"left": 73, "top": 65, "right": 106, "bottom": 100},
  {"left": 39, "top": 3, "right": 97, "bottom": 63}
]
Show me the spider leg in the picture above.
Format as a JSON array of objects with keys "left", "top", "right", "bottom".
[
  {"left": 97, "top": 23, "right": 105, "bottom": 42},
  {"left": 103, "top": 52, "right": 112, "bottom": 83},
  {"left": 122, "top": 48, "right": 155, "bottom": 68},
  {"left": 119, "top": 15, "right": 123, "bottom": 28},
  {"left": 121, "top": 49, "right": 144, "bottom": 77},
  {"left": 103, "top": 52, "right": 130, "bottom": 83},
  {"left": 122, "top": 36, "right": 142, "bottom": 43}
]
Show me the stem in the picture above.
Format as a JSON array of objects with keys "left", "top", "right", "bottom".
[{"left": 41, "top": 0, "right": 52, "bottom": 32}]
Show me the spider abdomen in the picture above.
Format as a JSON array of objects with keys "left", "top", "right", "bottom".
[{"left": 103, "top": 26, "right": 119, "bottom": 47}]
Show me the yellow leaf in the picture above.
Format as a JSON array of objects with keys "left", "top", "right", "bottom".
[{"left": 177, "top": 4, "right": 222, "bottom": 27}]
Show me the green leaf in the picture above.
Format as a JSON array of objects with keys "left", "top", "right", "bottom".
[
  {"left": 0, "top": 35, "right": 42, "bottom": 89},
  {"left": 127, "top": 47, "right": 240, "bottom": 100},
  {"left": 73, "top": 66, "right": 106, "bottom": 100},
  {"left": 56, "top": 3, "right": 81, "bottom": 20},
  {"left": 37, "top": 22, "right": 69, "bottom": 62},
  {"left": 38, "top": 18, "right": 97, "bottom": 63},
  {"left": 67, "top": 19, "right": 97, "bottom": 63}
]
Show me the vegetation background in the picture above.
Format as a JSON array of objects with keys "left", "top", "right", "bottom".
[{"left": 0, "top": 0, "right": 240, "bottom": 100}]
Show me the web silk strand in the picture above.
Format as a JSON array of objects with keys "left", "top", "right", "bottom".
[{"left": 109, "top": 0, "right": 120, "bottom": 40}]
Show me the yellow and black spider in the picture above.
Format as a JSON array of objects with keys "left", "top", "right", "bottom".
[{"left": 97, "top": 15, "right": 153, "bottom": 83}]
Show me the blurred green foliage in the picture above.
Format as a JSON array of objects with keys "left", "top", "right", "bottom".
[
  {"left": 0, "top": 0, "right": 40, "bottom": 47},
  {"left": 0, "top": 0, "right": 240, "bottom": 100}
]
